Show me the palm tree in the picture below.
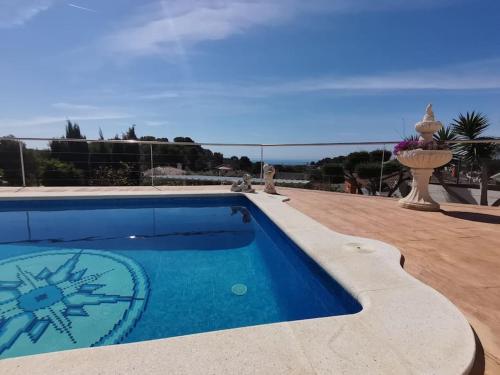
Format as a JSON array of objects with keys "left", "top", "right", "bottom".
[
  {"left": 431, "top": 126, "right": 470, "bottom": 204},
  {"left": 434, "top": 125, "right": 457, "bottom": 144},
  {"left": 451, "top": 112, "right": 496, "bottom": 205}
]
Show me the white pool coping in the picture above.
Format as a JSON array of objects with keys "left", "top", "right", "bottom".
[{"left": 0, "top": 190, "right": 476, "bottom": 375}]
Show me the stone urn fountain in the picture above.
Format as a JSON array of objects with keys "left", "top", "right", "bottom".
[{"left": 396, "top": 104, "right": 452, "bottom": 211}]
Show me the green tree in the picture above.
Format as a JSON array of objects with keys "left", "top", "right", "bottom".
[
  {"left": 171, "top": 137, "right": 215, "bottom": 171},
  {"left": 312, "top": 155, "right": 346, "bottom": 166},
  {"left": 355, "top": 162, "right": 382, "bottom": 194},
  {"left": 343, "top": 151, "right": 370, "bottom": 174},
  {"left": 239, "top": 156, "right": 253, "bottom": 172},
  {"left": 342, "top": 150, "right": 394, "bottom": 194},
  {"left": 343, "top": 151, "right": 370, "bottom": 193},
  {"left": 213, "top": 152, "right": 224, "bottom": 166},
  {"left": 49, "top": 121, "right": 89, "bottom": 183},
  {"left": 39, "top": 159, "right": 84, "bottom": 186},
  {"left": 429, "top": 125, "right": 471, "bottom": 204},
  {"left": 50, "top": 121, "right": 89, "bottom": 166},
  {"left": 228, "top": 156, "right": 240, "bottom": 170},
  {"left": 355, "top": 159, "right": 402, "bottom": 195},
  {"left": 382, "top": 159, "right": 411, "bottom": 197},
  {"left": 451, "top": 112, "right": 496, "bottom": 205},
  {"left": 0, "top": 137, "right": 23, "bottom": 185},
  {"left": 139, "top": 136, "right": 172, "bottom": 172},
  {"left": 90, "top": 164, "right": 134, "bottom": 186},
  {"left": 321, "top": 163, "right": 344, "bottom": 183},
  {"left": 89, "top": 128, "right": 112, "bottom": 179},
  {"left": 111, "top": 126, "right": 142, "bottom": 185},
  {"left": 0, "top": 137, "right": 38, "bottom": 186},
  {"left": 369, "top": 149, "right": 392, "bottom": 163}
]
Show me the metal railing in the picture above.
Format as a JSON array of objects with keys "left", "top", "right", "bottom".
[
  {"left": 3, "top": 136, "right": 499, "bottom": 146},
  {"left": 1, "top": 137, "right": 499, "bottom": 194}
]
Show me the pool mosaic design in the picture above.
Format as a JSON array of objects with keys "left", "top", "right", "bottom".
[
  {"left": 0, "top": 196, "right": 361, "bottom": 359},
  {"left": 0, "top": 250, "right": 148, "bottom": 358}
]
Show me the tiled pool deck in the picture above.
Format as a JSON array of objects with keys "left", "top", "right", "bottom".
[
  {"left": 283, "top": 188, "right": 499, "bottom": 375},
  {"left": 0, "top": 186, "right": 498, "bottom": 374}
]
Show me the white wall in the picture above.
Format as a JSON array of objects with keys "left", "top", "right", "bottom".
[{"left": 429, "top": 184, "right": 500, "bottom": 206}]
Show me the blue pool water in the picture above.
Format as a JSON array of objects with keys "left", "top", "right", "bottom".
[{"left": 0, "top": 196, "right": 361, "bottom": 359}]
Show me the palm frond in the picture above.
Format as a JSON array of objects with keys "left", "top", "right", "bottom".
[
  {"left": 451, "top": 111, "right": 493, "bottom": 163},
  {"left": 434, "top": 125, "right": 458, "bottom": 156},
  {"left": 433, "top": 125, "right": 457, "bottom": 142},
  {"left": 403, "top": 134, "right": 420, "bottom": 142},
  {"left": 451, "top": 111, "right": 489, "bottom": 140}
]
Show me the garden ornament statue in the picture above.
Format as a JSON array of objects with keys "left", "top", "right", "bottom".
[
  {"left": 230, "top": 174, "right": 255, "bottom": 193},
  {"left": 395, "top": 104, "right": 452, "bottom": 211},
  {"left": 263, "top": 164, "right": 277, "bottom": 194}
]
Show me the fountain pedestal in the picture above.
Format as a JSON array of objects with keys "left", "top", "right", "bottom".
[
  {"left": 399, "top": 167, "right": 439, "bottom": 211},
  {"left": 396, "top": 105, "right": 452, "bottom": 211}
]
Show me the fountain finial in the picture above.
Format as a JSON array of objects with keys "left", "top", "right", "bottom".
[
  {"left": 423, "top": 104, "right": 435, "bottom": 122},
  {"left": 415, "top": 103, "right": 442, "bottom": 142}
]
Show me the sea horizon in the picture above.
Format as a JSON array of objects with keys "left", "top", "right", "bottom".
[{"left": 251, "top": 158, "right": 311, "bottom": 166}]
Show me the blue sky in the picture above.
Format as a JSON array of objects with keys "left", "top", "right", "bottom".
[{"left": 1, "top": 0, "right": 500, "bottom": 160}]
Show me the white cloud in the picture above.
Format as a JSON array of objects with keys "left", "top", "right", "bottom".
[
  {"left": 102, "top": 0, "right": 452, "bottom": 57},
  {"left": 2, "top": 114, "right": 131, "bottom": 128},
  {"left": 103, "top": 1, "right": 287, "bottom": 56},
  {"left": 136, "top": 58, "right": 500, "bottom": 98},
  {"left": 262, "top": 59, "right": 500, "bottom": 93},
  {"left": 67, "top": 3, "right": 96, "bottom": 13},
  {"left": 143, "top": 120, "right": 170, "bottom": 127},
  {"left": 259, "top": 75, "right": 490, "bottom": 94},
  {"left": 137, "top": 91, "right": 181, "bottom": 100},
  {"left": 1, "top": 103, "right": 132, "bottom": 128},
  {"left": 51, "top": 102, "right": 101, "bottom": 110},
  {"left": 0, "top": 0, "right": 55, "bottom": 28}
]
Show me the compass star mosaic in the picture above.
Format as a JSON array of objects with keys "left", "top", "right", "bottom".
[{"left": 0, "top": 250, "right": 149, "bottom": 359}]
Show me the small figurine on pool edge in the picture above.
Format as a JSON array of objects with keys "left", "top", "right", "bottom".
[
  {"left": 263, "top": 164, "right": 277, "bottom": 194},
  {"left": 230, "top": 174, "right": 255, "bottom": 193}
]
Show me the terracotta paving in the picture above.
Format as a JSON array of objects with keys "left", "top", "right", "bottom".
[
  {"left": 0, "top": 186, "right": 498, "bottom": 374},
  {"left": 281, "top": 187, "right": 500, "bottom": 375}
]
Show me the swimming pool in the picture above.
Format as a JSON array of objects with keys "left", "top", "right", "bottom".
[{"left": 0, "top": 195, "right": 361, "bottom": 359}]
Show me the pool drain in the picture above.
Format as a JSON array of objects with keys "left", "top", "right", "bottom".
[{"left": 231, "top": 283, "right": 247, "bottom": 296}]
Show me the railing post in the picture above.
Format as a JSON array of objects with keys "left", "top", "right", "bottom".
[
  {"left": 260, "top": 146, "right": 264, "bottom": 184},
  {"left": 378, "top": 145, "right": 385, "bottom": 194},
  {"left": 87, "top": 141, "right": 91, "bottom": 186},
  {"left": 150, "top": 143, "right": 154, "bottom": 187},
  {"left": 18, "top": 140, "right": 26, "bottom": 187}
]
